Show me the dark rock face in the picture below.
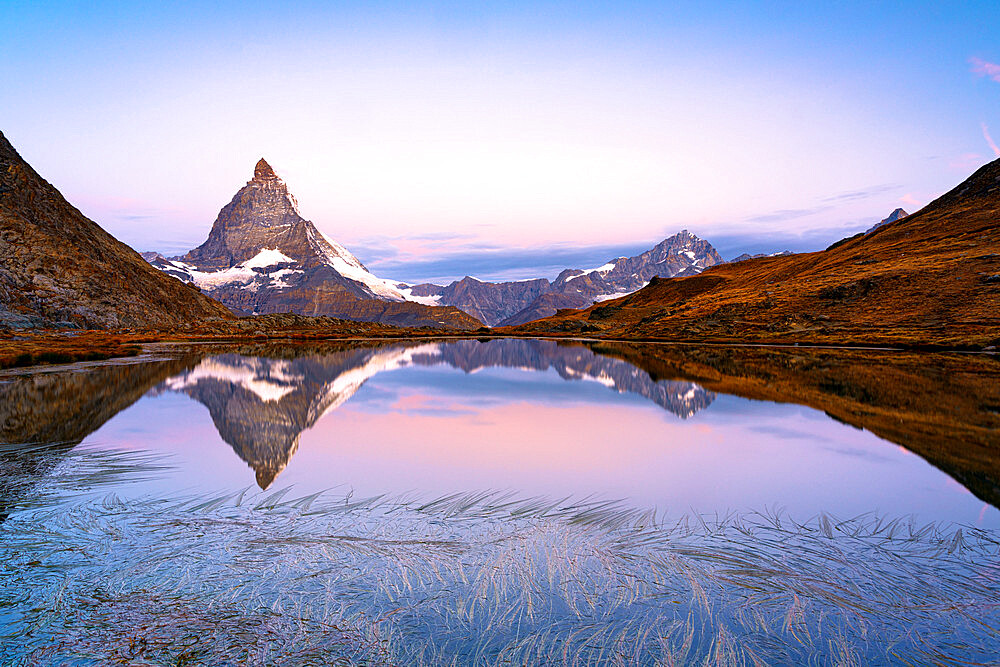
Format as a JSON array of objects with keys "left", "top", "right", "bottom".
[
  {"left": 0, "top": 131, "right": 233, "bottom": 329},
  {"left": 426, "top": 277, "right": 552, "bottom": 326},
  {"left": 414, "top": 230, "right": 724, "bottom": 326},
  {"left": 147, "top": 160, "right": 481, "bottom": 330}
]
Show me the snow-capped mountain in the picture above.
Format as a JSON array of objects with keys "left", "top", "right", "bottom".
[
  {"left": 146, "top": 160, "right": 480, "bottom": 329},
  {"left": 144, "top": 159, "right": 723, "bottom": 328}
]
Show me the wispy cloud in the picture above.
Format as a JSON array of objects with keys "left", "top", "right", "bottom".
[
  {"left": 362, "top": 241, "right": 653, "bottom": 285},
  {"left": 949, "top": 153, "right": 983, "bottom": 170},
  {"left": 970, "top": 57, "right": 1000, "bottom": 83},
  {"left": 982, "top": 122, "right": 1000, "bottom": 157},
  {"left": 743, "top": 205, "right": 834, "bottom": 224},
  {"left": 821, "top": 184, "right": 900, "bottom": 203}
]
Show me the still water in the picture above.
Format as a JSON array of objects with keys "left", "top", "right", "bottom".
[
  {"left": 75, "top": 339, "right": 997, "bottom": 525},
  {"left": 2, "top": 338, "right": 999, "bottom": 664}
]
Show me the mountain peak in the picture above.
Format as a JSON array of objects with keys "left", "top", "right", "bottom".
[
  {"left": 865, "top": 207, "right": 910, "bottom": 235},
  {"left": 254, "top": 158, "right": 278, "bottom": 181},
  {"left": 884, "top": 208, "right": 908, "bottom": 223}
]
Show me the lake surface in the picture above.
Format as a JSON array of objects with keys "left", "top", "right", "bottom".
[{"left": 2, "top": 338, "right": 999, "bottom": 664}]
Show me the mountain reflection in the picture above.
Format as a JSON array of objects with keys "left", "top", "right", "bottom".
[
  {"left": 158, "top": 340, "right": 714, "bottom": 488},
  {"left": 0, "top": 356, "right": 199, "bottom": 519},
  {"left": 3, "top": 339, "right": 997, "bottom": 511}
]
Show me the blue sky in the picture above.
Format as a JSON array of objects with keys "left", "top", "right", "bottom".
[{"left": 2, "top": 1, "right": 999, "bottom": 283}]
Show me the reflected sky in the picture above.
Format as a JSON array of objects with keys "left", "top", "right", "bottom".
[{"left": 70, "top": 340, "right": 1000, "bottom": 528}]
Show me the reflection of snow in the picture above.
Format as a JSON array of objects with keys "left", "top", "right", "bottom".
[
  {"left": 312, "top": 344, "right": 443, "bottom": 421},
  {"left": 563, "top": 366, "right": 617, "bottom": 389},
  {"left": 165, "top": 341, "right": 713, "bottom": 425},
  {"left": 165, "top": 358, "right": 300, "bottom": 403}
]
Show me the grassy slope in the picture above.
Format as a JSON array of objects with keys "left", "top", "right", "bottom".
[{"left": 506, "top": 157, "right": 1000, "bottom": 348}]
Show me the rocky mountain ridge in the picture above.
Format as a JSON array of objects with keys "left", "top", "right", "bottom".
[
  {"left": 508, "top": 157, "right": 1000, "bottom": 348},
  {"left": 411, "top": 230, "right": 725, "bottom": 326},
  {"left": 0, "top": 131, "right": 233, "bottom": 329},
  {"left": 730, "top": 250, "right": 793, "bottom": 263}
]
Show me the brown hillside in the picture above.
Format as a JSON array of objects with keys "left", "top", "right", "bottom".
[
  {"left": 507, "top": 157, "right": 1000, "bottom": 347},
  {"left": 0, "top": 132, "right": 234, "bottom": 329}
]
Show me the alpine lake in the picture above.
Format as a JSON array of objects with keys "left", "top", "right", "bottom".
[{"left": 2, "top": 337, "right": 999, "bottom": 665}]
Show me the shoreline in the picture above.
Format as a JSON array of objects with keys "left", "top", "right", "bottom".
[{"left": 3, "top": 326, "right": 996, "bottom": 371}]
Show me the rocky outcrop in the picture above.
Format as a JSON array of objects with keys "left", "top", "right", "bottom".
[
  {"left": 0, "top": 131, "right": 234, "bottom": 329},
  {"left": 414, "top": 277, "right": 552, "bottom": 326},
  {"left": 865, "top": 208, "right": 908, "bottom": 234},
  {"left": 148, "top": 160, "right": 481, "bottom": 330}
]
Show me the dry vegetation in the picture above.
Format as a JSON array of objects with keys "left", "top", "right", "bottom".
[
  {"left": 505, "top": 157, "right": 1000, "bottom": 348},
  {"left": 0, "top": 314, "right": 487, "bottom": 369}
]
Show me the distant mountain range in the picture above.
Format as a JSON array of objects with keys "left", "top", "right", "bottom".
[
  {"left": 509, "top": 157, "right": 1000, "bottom": 348},
  {"left": 144, "top": 159, "right": 726, "bottom": 327},
  {"left": 143, "top": 162, "right": 922, "bottom": 328},
  {"left": 730, "top": 250, "right": 794, "bottom": 263},
  {"left": 1, "top": 129, "right": 932, "bottom": 333},
  {"left": 409, "top": 230, "right": 725, "bottom": 325}
]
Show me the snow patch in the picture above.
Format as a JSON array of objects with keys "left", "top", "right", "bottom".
[
  {"left": 184, "top": 248, "right": 297, "bottom": 291},
  {"left": 566, "top": 260, "right": 618, "bottom": 283},
  {"left": 397, "top": 287, "right": 443, "bottom": 306},
  {"left": 592, "top": 282, "right": 648, "bottom": 303},
  {"left": 306, "top": 227, "right": 410, "bottom": 301},
  {"left": 268, "top": 268, "right": 303, "bottom": 289},
  {"left": 244, "top": 248, "right": 295, "bottom": 269}
]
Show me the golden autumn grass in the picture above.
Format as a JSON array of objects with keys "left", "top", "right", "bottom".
[{"left": 504, "top": 157, "right": 1000, "bottom": 348}]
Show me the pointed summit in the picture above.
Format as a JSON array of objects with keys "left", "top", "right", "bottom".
[
  {"left": 254, "top": 158, "right": 277, "bottom": 181},
  {"left": 866, "top": 207, "right": 910, "bottom": 234},
  {"left": 883, "top": 208, "right": 908, "bottom": 224}
]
